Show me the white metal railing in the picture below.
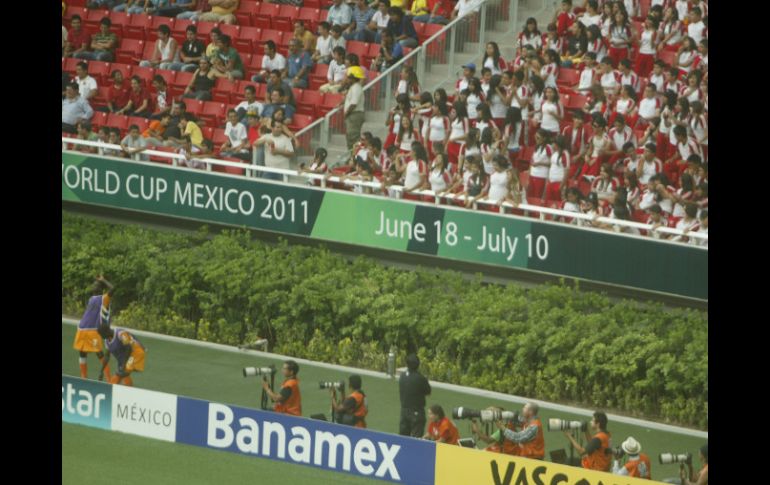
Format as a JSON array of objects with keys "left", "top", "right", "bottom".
[{"left": 63, "top": 137, "right": 708, "bottom": 246}]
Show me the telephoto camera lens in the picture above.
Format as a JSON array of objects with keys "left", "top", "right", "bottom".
[
  {"left": 659, "top": 452, "right": 692, "bottom": 465},
  {"left": 318, "top": 381, "right": 345, "bottom": 390},
  {"left": 547, "top": 418, "right": 588, "bottom": 431},
  {"left": 242, "top": 365, "right": 276, "bottom": 377}
]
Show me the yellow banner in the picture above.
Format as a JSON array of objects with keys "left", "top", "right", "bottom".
[{"left": 434, "top": 443, "right": 668, "bottom": 485}]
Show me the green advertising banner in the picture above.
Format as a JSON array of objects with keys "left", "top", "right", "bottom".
[{"left": 62, "top": 153, "right": 707, "bottom": 300}]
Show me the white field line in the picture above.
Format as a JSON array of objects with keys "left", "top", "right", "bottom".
[{"left": 62, "top": 317, "right": 707, "bottom": 438}]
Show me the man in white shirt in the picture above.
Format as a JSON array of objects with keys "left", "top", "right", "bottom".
[
  {"left": 313, "top": 21, "right": 334, "bottom": 64},
  {"left": 233, "top": 85, "right": 264, "bottom": 127},
  {"left": 74, "top": 61, "right": 98, "bottom": 101},
  {"left": 221, "top": 109, "right": 251, "bottom": 161},
  {"left": 120, "top": 124, "right": 149, "bottom": 162},
  {"left": 319, "top": 47, "right": 348, "bottom": 94},
  {"left": 361, "top": 0, "right": 390, "bottom": 43},
  {"left": 254, "top": 120, "right": 295, "bottom": 180},
  {"left": 687, "top": 7, "right": 706, "bottom": 44},
  {"left": 252, "top": 41, "right": 287, "bottom": 83}
]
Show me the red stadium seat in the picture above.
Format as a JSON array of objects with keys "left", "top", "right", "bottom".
[
  {"left": 235, "top": 26, "right": 261, "bottom": 52},
  {"left": 106, "top": 113, "right": 129, "bottom": 131},
  {"left": 236, "top": 2, "right": 260, "bottom": 26},
  {"left": 423, "top": 24, "right": 446, "bottom": 62},
  {"left": 149, "top": 145, "right": 176, "bottom": 165},
  {"left": 260, "top": 29, "right": 282, "bottom": 48},
  {"left": 212, "top": 128, "right": 228, "bottom": 145},
  {"left": 564, "top": 94, "right": 588, "bottom": 110},
  {"left": 123, "top": 14, "right": 151, "bottom": 40},
  {"left": 304, "top": 0, "right": 321, "bottom": 8},
  {"left": 298, "top": 8, "right": 321, "bottom": 33},
  {"left": 658, "top": 49, "right": 676, "bottom": 68},
  {"left": 88, "top": 60, "right": 112, "bottom": 85},
  {"left": 131, "top": 65, "right": 156, "bottom": 86},
  {"left": 320, "top": 92, "right": 343, "bottom": 113},
  {"left": 200, "top": 101, "right": 227, "bottom": 127},
  {"left": 219, "top": 23, "right": 241, "bottom": 40},
  {"left": 201, "top": 126, "right": 215, "bottom": 141},
  {"left": 346, "top": 41, "right": 369, "bottom": 61},
  {"left": 297, "top": 90, "right": 322, "bottom": 118},
  {"left": 84, "top": 9, "right": 109, "bottom": 32},
  {"left": 116, "top": 39, "right": 144, "bottom": 65},
  {"left": 275, "top": 5, "right": 300, "bottom": 32},
  {"left": 64, "top": 6, "right": 87, "bottom": 20},
  {"left": 288, "top": 113, "right": 314, "bottom": 132},
  {"left": 214, "top": 157, "right": 247, "bottom": 175},
  {"left": 172, "top": 18, "right": 194, "bottom": 39},
  {"left": 172, "top": 71, "right": 194, "bottom": 91},
  {"left": 127, "top": 116, "right": 150, "bottom": 132},
  {"left": 138, "top": 43, "right": 156, "bottom": 63},
  {"left": 195, "top": 21, "right": 218, "bottom": 42},
  {"left": 91, "top": 111, "right": 109, "bottom": 129},
  {"left": 185, "top": 100, "right": 205, "bottom": 120},
  {"left": 557, "top": 68, "right": 580, "bottom": 88},
  {"left": 91, "top": 86, "right": 111, "bottom": 109},
  {"left": 155, "top": 68, "right": 176, "bottom": 87},
  {"left": 254, "top": 3, "right": 280, "bottom": 29}
]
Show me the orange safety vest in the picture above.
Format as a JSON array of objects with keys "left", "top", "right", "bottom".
[
  {"left": 582, "top": 431, "right": 611, "bottom": 472},
  {"left": 518, "top": 418, "right": 545, "bottom": 460},
  {"left": 274, "top": 378, "right": 302, "bottom": 416},
  {"left": 350, "top": 390, "right": 368, "bottom": 428},
  {"left": 485, "top": 422, "right": 520, "bottom": 455},
  {"left": 624, "top": 453, "right": 652, "bottom": 479}
]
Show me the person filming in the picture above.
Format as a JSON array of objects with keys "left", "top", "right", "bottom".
[
  {"left": 680, "top": 444, "right": 708, "bottom": 485},
  {"left": 262, "top": 360, "right": 302, "bottom": 416},
  {"left": 494, "top": 402, "right": 545, "bottom": 460},
  {"left": 563, "top": 410, "right": 612, "bottom": 471},
  {"left": 330, "top": 375, "right": 368, "bottom": 428},
  {"left": 611, "top": 437, "right": 651, "bottom": 478},
  {"left": 471, "top": 406, "right": 520, "bottom": 455}
]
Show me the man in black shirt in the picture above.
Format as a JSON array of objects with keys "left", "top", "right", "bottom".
[
  {"left": 168, "top": 25, "right": 206, "bottom": 73},
  {"left": 398, "top": 354, "right": 431, "bottom": 437}
]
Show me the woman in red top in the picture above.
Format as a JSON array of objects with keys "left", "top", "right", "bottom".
[
  {"left": 118, "top": 75, "right": 154, "bottom": 117},
  {"left": 423, "top": 405, "right": 460, "bottom": 445}
]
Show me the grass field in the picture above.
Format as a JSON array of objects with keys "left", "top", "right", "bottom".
[{"left": 61, "top": 323, "right": 703, "bottom": 482}]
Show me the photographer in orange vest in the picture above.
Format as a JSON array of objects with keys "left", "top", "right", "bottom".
[
  {"left": 262, "top": 360, "right": 302, "bottom": 416},
  {"left": 471, "top": 406, "right": 520, "bottom": 455},
  {"left": 331, "top": 375, "right": 368, "bottom": 428},
  {"left": 563, "top": 410, "right": 612, "bottom": 471},
  {"left": 494, "top": 402, "right": 545, "bottom": 460},
  {"left": 611, "top": 437, "right": 652, "bottom": 479}
]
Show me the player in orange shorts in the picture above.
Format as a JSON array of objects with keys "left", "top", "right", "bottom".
[
  {"left": 97, "top": 325, "right": 146, "bottom": 386},
  {"left": 72, "top": 275, "right": 113, "bottom": 380}
]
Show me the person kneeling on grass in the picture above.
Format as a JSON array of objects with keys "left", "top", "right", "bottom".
[{"left": 97, "top": 325, "right": 146, "bottom": 387}]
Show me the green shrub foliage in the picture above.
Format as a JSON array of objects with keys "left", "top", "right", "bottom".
[{"left": 62, "top": 213, "right": 708, "bottom": 429}]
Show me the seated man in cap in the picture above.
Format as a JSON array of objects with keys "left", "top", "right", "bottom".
[
  {"left": 611, "top": 437, "right": 651, "bottom": 479},
  {"left": 455, "top": 63, "right": 477, "bottom": 96}
]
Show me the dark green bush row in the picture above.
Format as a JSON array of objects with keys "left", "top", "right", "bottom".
[{"left": 62, "top": 212, "right": 708, "bottom": 429}]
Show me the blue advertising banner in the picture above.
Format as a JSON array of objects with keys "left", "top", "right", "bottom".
[
  {"left": 61, "top": 375, "right": 112, "bottom": 430},
  {"left": 176, "top": 396, "right": 436, "bottom": 484}
]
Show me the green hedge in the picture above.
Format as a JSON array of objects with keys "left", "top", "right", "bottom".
[{"left": 62, "top": 212, "right": 708, "bottom": 429}]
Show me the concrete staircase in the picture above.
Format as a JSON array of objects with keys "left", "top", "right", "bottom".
[{"left": 294, "top": 0, "right": 555, "bottom": 169}]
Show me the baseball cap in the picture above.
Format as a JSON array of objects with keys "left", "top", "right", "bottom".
[{"left": 462, "top": 63, "right": 476, "bottom": 71}]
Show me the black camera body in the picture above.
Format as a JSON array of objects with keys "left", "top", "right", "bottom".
[{"left": 612, "top": 446, "right": 625, "bottom": 459}]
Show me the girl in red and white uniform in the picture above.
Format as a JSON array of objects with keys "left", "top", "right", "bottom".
[
  {"left": 465, "top": 78, "right": 485, "bottom": 120},
  {"left": 608, "top": 10, "right": 632, "bottom": 67},
  {"left": 396, "top": 116, "right": 421, "bottom": 154},
  {"left": 413, "top": 92, "right": 434, "bottom": 142},
  {"left": 657, "top": 6, "right": 683, "bottom": 52},
  {"left": 504, "top": 106, "right": 524, "bottom": 164},
  {"left": 487, "top": 75, "right": 509, "bottom": 129},
  {"left": 670, "top": 203, "right": 700, "bottom": 243},
  {"left": 517, "top": 18, "right": 543, "bottom": 54},
  {"left": 662, "top": 66, "right": 682, "bottom": 96},
  {"left": 586, "top": 25, "right": 608, "bottom": 61},
  {"left": 300, "top": 147, "right": 329, "bottom": 186},
  {"left": 583, "top": 84, "right": 608, "bottom": 119},
  {"left": 618, "top": 59, "right": 640, "bottom": 92},
  {"left": 427, "top": 152, "right": 453, "bottom": 201},
  {"left": 635, "top": 16, "right": 659, "bottom": 77},
  {"left": 637, "top": 143, "right": 663, "bottom": 185},
  {"left": 457, "top": 128, "right": 482, "bottom": 175},
  {"left": 577, "top": 52, "right": 599, "bottom": 93},
  {"left": 688, "top": 100, "right": 707, "bottom": 161},
  {"left": 484, "top": 155, "right": 512, "bottom": 206},
  {"left": 657, "top": 92, "right": 677, "bottom": 160},
  {"left": 607, "top": 115, "right": 636, "bottom": 166},
  {"left": 399, "top": 142, "right": 430, "bottom": 200},
  {"left": 540, "top": 86, "right": 563, "bottom": 137},
  {"left": 394, "top": 66, "right": 421, "bottom": 102},
  {"left": 447, "top": 101, "right": 470, "bottom": 170},
  {"left": 676, "top": 36, "right": 699, "bottom": 76},
  {"left": 545, "top": 135, "right": 571, "bottom": 202},
  {"left": 509, "top": 70, "right": 530, "bottom": 139},
  {"left": 674, "top": 0, "right": 690, "bottom": 21},
  {"left": 648, "top": 60, "right": 666, "bottom": 96},
  {"left": 637, "top": 84, "right": 662, "bottom": 127},
  {"left": 384, "top": 94, "right": 412, "bottom": 150},
  {"left": 668, "top": 172, "right": 695, "bottom": 219},
  {"left": 579, "top": 116, "right": 610, "bottom": 180},
  {"left": 679, "top": 71, "right": 703, "bottom": 103},
  {"left": 528, "top": 76, "right": 546, "bottom": 144},
  {"left": 592, "top": 162, "right": 617, "bottom": 211},
  {"left": 599, "top": 2, "right": 613, "bottom": 37},
  {"left": 599, "top": 57, "right": 621, "bottom": 98},
  {"left": 610, "top": 85, "right": 637, "bottom": 127},
  {"left": 474, "top": 104, "right": 499, "bottom": 141},
  {"left": 667, "top": 125, "right": 701, "bottom": 186},
  {"left": 624, "top": 171, "right": 642, "bottom": 209},
  {"left": 693, "top": 38, "right": 707, "bottom": 76},
  {"left": 528, "top": 129, "right": 553, "bottom": 199},
  {"left": 542, "top": 24, "right": 564, "bottom": 57},
  {"left": 425, "top": 103, "right": 451, "bottom": 160},
  {"left": 482, "top": 42, "right": 507, "bottom": 76},
  {"left": 541, "top": 49, "right": 561, "bottom": 89},
  {"left": 479, "top": 127, "right": 503, "bottom": 175}
]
